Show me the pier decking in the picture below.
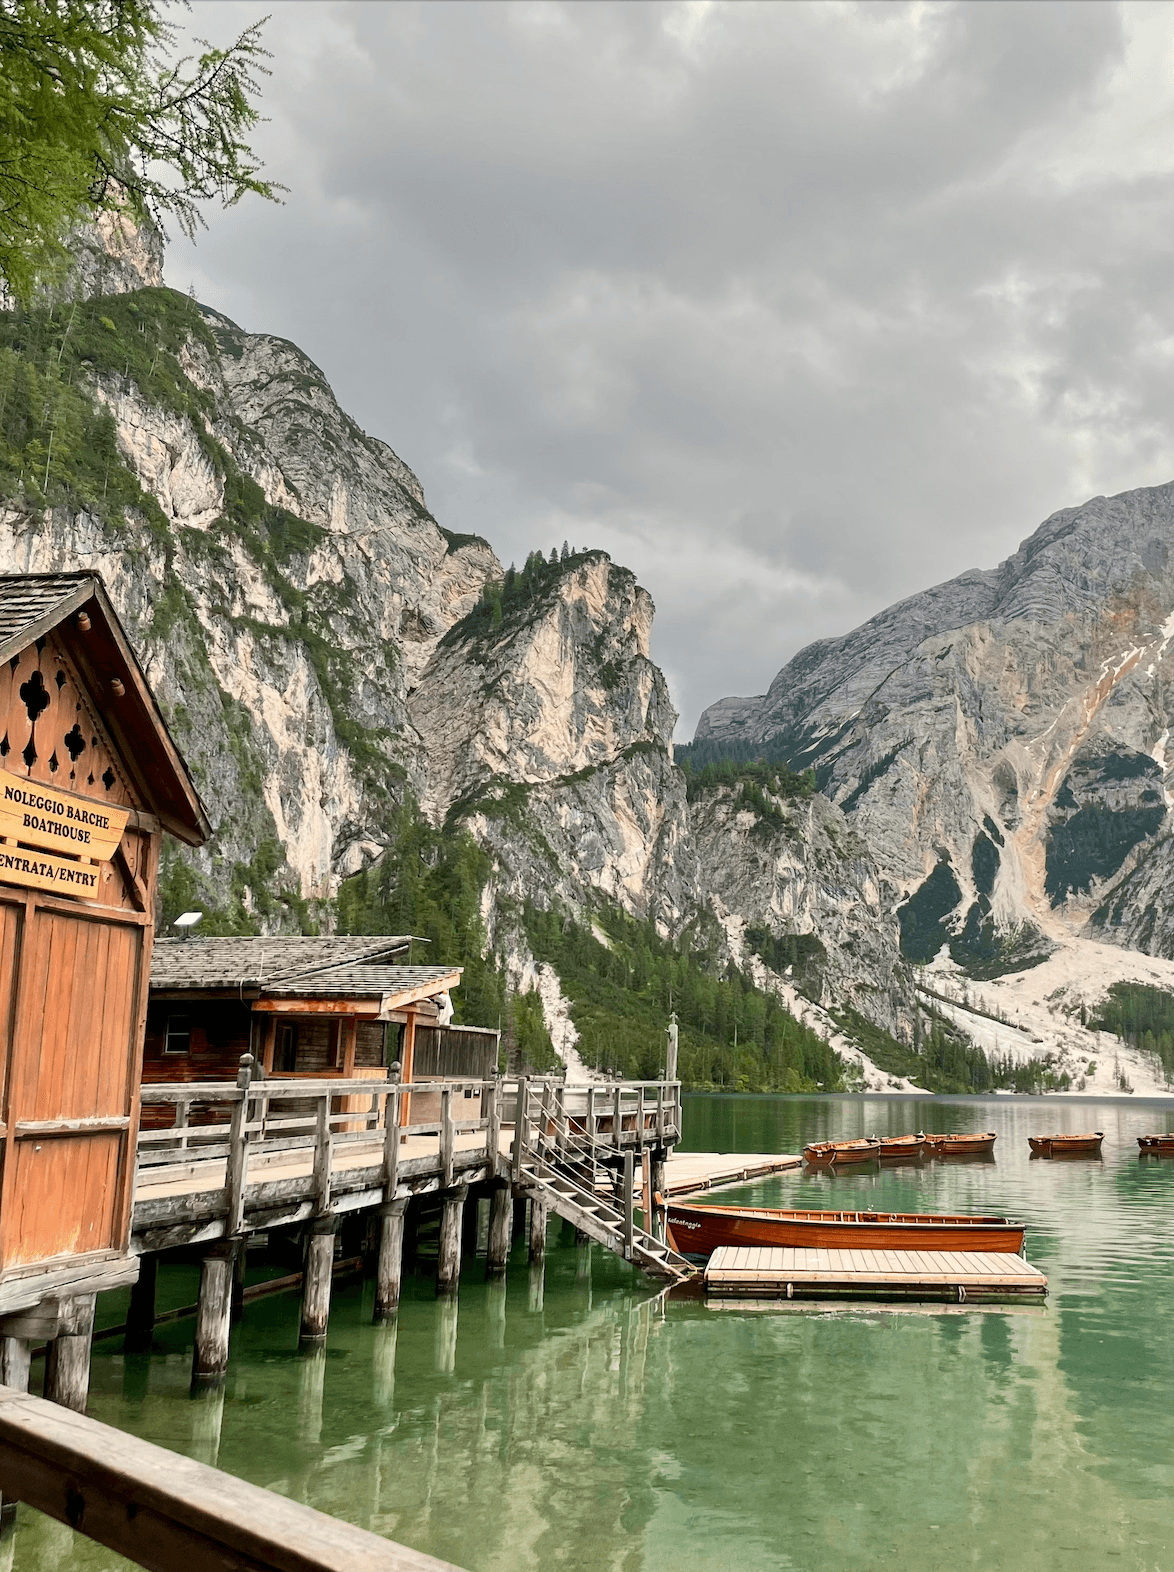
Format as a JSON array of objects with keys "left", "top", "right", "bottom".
[
  {"left": 704, "top": 1246, "right": 1048, "bottom": 1301},
  {"left": 661, "top": 1151, "right": 801, "bottom": 1196}
]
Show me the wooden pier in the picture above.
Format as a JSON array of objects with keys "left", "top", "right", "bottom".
[
  {"left": 704, "top": 1246, "right": 1048, "bottom": 1302},
  {"left": 661, "top": 1151, "right": 801, "bottom": 1196}
]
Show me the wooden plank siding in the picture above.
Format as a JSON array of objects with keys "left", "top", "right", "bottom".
[{"left": 0, "top": 579, "right": 207, "bottom": 1314}]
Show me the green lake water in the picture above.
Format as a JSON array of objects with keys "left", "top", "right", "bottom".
[{"left": 16, "top": 1093, "right": 1174, "bottom": 1571}]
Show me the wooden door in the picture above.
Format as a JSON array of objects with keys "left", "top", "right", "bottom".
[{"left": 0, "top": 899, "right": 146, "bottom": 1266}]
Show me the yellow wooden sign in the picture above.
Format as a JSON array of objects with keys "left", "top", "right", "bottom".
[
  {"left": 0, "top": 770, "right": 129, "bottom": 862},
  {"left": 0, "top": 844, "right": 101, "bottom": 898}
]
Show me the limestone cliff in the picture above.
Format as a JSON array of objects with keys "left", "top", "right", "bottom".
[{"left": 0, "top": 226, "right": 914, "bottom": 1081}]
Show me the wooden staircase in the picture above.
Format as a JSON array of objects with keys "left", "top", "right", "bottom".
[{"left": 509, "top": 1083, "right": 695, "bottom": 1283}]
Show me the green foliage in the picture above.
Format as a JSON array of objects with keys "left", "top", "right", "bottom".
[
  {"left": 523, "top": 901, "right": 846, "bottom": 1092},
  {"left": 156, "top": 835, "right": 318, "bottom": 937},
  {"left": 744, "top": 922, "right": 827, "bottom": 995},
  {"left": 439, "top": 547, "right": 604, "bottom": 651},
  {"left": 335, "top": 797, "right": 506, "bottom": 1032},
  {"left": 509, "top": 987, "right": 559, "bottom": 1075},
  {"left": 0, "top": 1, "right": 278, "bottom": 300},
  {"left": 1045, "top": 802, "right": 1164, "bottom": 904},
  {"left": 680, "top": 756, "right": 816, "bottom": 806},
  {"left": 0, "top": 286, "right": 214, "bottom": 530},
  {"left": 1091, "top": 982, "right": 1174, "bottom": 1082},
  {"left": 832, "top": 1006, "right": 1072, "bottom": 1094}
]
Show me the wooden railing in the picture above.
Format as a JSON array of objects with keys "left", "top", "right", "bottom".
[
  {"left": 136, "top": 1065, "right": 682, "bottom": 1224},
  {"left": 0, "top": 1384, "right": 463, "bottom": 1571}
]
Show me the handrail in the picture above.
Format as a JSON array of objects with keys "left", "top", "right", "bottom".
[{"left": 0, "top": 1384, "right": 464, "bottom": 1572}]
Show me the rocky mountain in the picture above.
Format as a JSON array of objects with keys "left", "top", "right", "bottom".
[
  {"left": 695, "top": 485, "right": 1174, "bottom": 1094},
  {"left": 0, "top": 222, "right": 917, "bottom": 1091}
]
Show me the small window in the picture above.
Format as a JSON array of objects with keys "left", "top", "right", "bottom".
[
  {"left": 277, "top": 1024, "right": 297, "bottom": 1074},
  {"left": 164, "top": 1015, "right": 190, "bottom": 1055}
]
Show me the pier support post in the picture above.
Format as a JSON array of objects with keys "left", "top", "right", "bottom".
[
  {"left": 44, "top": 1295, "right": 96, "bottom": 1413},
  {"left": 231, "top": 1240, "right": 248, "bottom": 1322},
  {"left": 0, "top": 1338, "right": 29, "bottom": 1393},
  {"left": 192, "top": 1241, "right": 237, "bottom": 1385},
  {"left": 528, "top": 1195, "right": 548, "bottom": 1263},
  {"left": 300, "top": 1217, "right": 339, "bottom": 1342},
  {"left": 436, "top": 1185, "right": 468, "bottom": 1296},
  {"left": 650, "top": 1148, "right": 668, "bottom": 1241},
  {"left": 124, "top": 1253, "right": 158, "bottom": 1354},
  {"left": 374, "top": 1198, "right": 409, "bottom": 1322},
  {"left": 486, "top": 1181, "right": 512, "bottom": 1277}
]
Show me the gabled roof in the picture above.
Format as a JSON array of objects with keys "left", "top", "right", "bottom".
[
  {"left": 151, "top": 935, "right": 417, "bottom": 991},
  {"left": 0, "top": 573, "right": 209, "bottom": 846},
  {"left": 267, "top": 963, "right": 461, "bottom": 1005}
]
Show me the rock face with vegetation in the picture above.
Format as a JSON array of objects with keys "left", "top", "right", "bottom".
[
  {"left": 695, "top": 485, "right": 1174, "bottom": 969},
  {"left": 0, "top": 226, "right": 928, "bottom": 1090}
]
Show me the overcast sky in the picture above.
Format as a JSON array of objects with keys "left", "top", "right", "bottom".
[{"left": 171, "top": 1, "right": 1174, "bottom": 737}]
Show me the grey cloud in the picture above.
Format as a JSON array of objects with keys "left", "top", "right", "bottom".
[{"left": 171, "top": 0, "right": 1174, "bottom": 734}]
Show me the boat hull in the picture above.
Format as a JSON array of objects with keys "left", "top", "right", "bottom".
[
  {"left": 923, "top": 1132, "right": 997, "bottom": 1157},
  {"left": 1138, "top": 1135, "right": 1174, "bottom": 1155},
  {"left": 1028, "top": 1133, "right": 1104, "bottom": 1157},
  {"left": 875, "top": 1137, "right": 927, "bottom": 1160},
  {"left": 803, "top": 1140, "right": 881, "bottom": 1166},
  {"left": 665, "top": 1202, "right": 1025, "bottom": 1257}
]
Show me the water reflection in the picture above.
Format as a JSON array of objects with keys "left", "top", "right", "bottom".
[{"left": 15, "top": 1093, "right": 1174, "bottom": 1572}]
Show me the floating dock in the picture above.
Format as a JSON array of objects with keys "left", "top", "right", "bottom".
[
  {"left": 704, "top": 1246, "right": 1048, "bottom": 1302},
  {"left": 662, "top": 1152, "right": 801, "bottom": 1196}
]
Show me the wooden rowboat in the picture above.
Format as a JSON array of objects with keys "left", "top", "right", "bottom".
[
  {"left": 1028, "top": 1132, "right": 1104, "bottom": 1157},
  {"left": 1137, "top": 1134, "right": 1174, "bottom": 1155},
  {"left": 875, "top": 1134, "right": 927, "bottom": 1159},
  {"left": 802, "top": 1138, "right": 881, "bottom": 1166},
  {"left": 923, "top": 1131, "right": 997, "bottom": 1157},
  {"left": 665, "top": 1200, "right": 1025, "bottom": 1257}
]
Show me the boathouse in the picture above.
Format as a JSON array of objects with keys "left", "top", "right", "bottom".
[
  {"left": 0, "top": 573, "right": 207, "bottom": 1398},
  {"left": 145, "top": 935, "right": 494, "bottom": 1096}
]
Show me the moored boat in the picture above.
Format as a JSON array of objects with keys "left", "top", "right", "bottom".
[
  {"left": 802, "top": 1137, "right": 881, "bottom": 1166},
  {"left": 1137, "top": 1134, "right": 1174, "bottom": 1155},
  {"left": 665, "top": 1200, "right": 1025, "bottom": 1257},
  {"left": 875, "top": 1133, "right": 927, "bottom": 1159},
  {"left": 1028, "top": 1131, "right": 1104, "bottom": 1157},
  {"left": 923, "top": 1131, "right": 998, "bottom": 1157}
]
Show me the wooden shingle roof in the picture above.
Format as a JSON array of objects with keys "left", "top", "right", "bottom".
[{"left": 151, "top": 935, "right": 416, "bottom": 991}]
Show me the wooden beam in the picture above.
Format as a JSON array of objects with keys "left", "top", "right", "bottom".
[
  {"left": 0, "top": 1386, "right": 464, "bottom": 1571},
  {"left": 341, "top": 1018, "right": 358, "bottom": 1078},
  {"left": 252, "top": 1000, "right": 383, "bottom": 1017},
  {"left": 378, "top": 973, "right": 462, "bottom": 1017}
]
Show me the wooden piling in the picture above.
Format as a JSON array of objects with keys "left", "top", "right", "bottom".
[
  {"left": 486, "top": 1182, "right": 512, "bottom": 1277},
  {"left": 373, "top": 1198, "right": 409, "bottom": 1322},
  {"left": 436, "top": 1186, "right": 468, "bottom": 1297},
  {"left": 123, "top": 1254, "right": 158, "bottom": 1354},
  {"left": 44, "top": 1295, "right": 96, "bottom": 1413},
  {"left": 0, "top": 1340, "right": 29, "bottom": 1394},
  {"left": 529, "top": 1196, "right": 548, "bottom": 1263},
  {"left": 300, "top": 1220, "right": 338, "bottom": 1342},
  {"left": 191, "top": 1243, "right": 236, "bottom": 1385}
]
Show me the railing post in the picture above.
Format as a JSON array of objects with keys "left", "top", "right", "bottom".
[
  {"left": 174, "top": 1095, "right": 191, "bottom": 1155},
  {"left": 312, "top": 1089, "right": 333, "bottom": 1216},
  {"left": 487, "top": 1077, "right": 502, "bottom": 1175},
  {"left": 225, "top": 1054, "right": 253, "bottom": 1237},
  {"left": 623, "top": 1150, "right": 634, "bottom": 1259},
  {"left": 441, "top": 1086, "right": 454, "bottom": 1190},
  {"left": 656, "top": 1084, "right": 665, "bottom": 1145},
  {"left": 587, "top": 1086, "right": 596, "bottom": 1145},
  {"left": 538, "top": 1082, "right": 553, "bottom": 1177},
  {"left": 382, "top": 1082, "right": 401, "bottom": 1201},
  {"left": 638, "top": 1085, "right": 645, "bottom": 1149},
  {"left": 512, "top": 1078, "right": 528, "bottom": 1180},
  {"left": 613, "top": 1084, "right": 622, "bottom": 1151}
]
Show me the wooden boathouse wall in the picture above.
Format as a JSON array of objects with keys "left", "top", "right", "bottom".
[{"left": 0, "top": 576, "right": 208, "bottom": 1318}]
